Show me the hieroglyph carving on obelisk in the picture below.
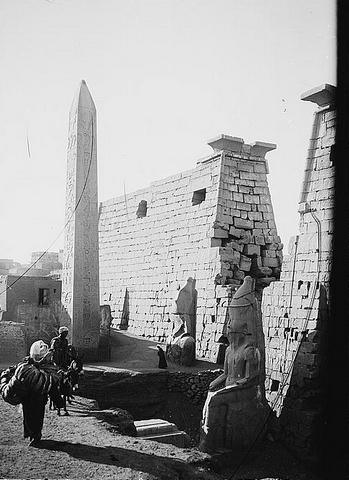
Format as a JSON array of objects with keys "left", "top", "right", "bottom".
[{"left": 61, "top": 80, "right": 100, "bottom": 360}]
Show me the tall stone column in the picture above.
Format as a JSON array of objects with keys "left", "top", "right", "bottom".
[{"left": 61, "top": 80, "right": 100, "bottom": 361}]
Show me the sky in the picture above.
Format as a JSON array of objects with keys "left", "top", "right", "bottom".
[{"left": 0, "top": 0, "right": 336, "bottom": 264}]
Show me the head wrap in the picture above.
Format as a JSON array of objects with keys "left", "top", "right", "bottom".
[
  {"left": 29, "top": 340, "right": 49, "bottom": 361},
  {"left": 59, "top": 326, "right": 69, "bottom": 334}
]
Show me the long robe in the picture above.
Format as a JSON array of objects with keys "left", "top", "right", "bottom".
[{"left": 22, "top": 393, "right": 48, "bottom": 440}]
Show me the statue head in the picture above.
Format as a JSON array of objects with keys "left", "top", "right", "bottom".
[{"left": 226, "top": 276, "right": 256, "bottom": 345}]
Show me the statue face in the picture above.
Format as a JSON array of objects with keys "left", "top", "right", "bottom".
[{"left": 227, "top": 330, "right": 246, "bottom": 344}]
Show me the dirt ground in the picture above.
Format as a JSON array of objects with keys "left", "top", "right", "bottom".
[
  {"left": 0, "top": 394, "right": 320, "bottom": 480},
  {"left": 0, "top": 330, "right": 322, "bottom": 479},
  {"left": 0, "top": 395, "right": 219, "bottom": 480}
]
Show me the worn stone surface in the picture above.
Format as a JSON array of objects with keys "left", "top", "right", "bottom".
[
  {"left": 168, "top": 370, "right": 223, "bottom": 407},
  {"left": 166, "top": 334, "right": 196, "bottom": 366},
  {"left": 99, "top": 136, "right": 281, "bottom": 361},
  {"left": 261, "top": 85, "right": 335, "bottom": 463},
  {"left": 61, "top": 80, "right": 100, "bottom": 360},
  {"left": 0, "top": 321, "right": 27, "bottom": 363},
  {"left": 135, "top": 418, "right": 191, "bottom": 448},
  {"left": 96, "top": 407, "right": 137, "bottom": 436},
  {"left": 200, "top": 383, "right": 269, "bottom": 454},
  {"left": 78, "top": 368, "right": 169, "bottom": 419}
]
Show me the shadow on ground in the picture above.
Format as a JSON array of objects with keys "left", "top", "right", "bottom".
[{"left": 35, "top": 439, "right": 215, "bottom": 480}]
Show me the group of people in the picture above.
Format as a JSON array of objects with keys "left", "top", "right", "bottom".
[{"left": 0, "top": 326, "right": 80, "bottom": 446}]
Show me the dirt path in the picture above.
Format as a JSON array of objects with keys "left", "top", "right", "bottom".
[{"left": 0, "top": 396, "right": 219, "bottom": 480}]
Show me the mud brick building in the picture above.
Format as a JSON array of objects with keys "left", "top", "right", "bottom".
[
  {"left": 99, "top": 134, "right": 282, "bottom": 360},
  {"left": 0, "top": 275, "right": 62, "bottom": 362},
  {"left": 261, "top": 84, "right": 335, "bottom": 462}
]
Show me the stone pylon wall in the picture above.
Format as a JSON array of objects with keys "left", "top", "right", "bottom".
[
  {"left": 99, "top": 155, "right": 222, "bottom": 356},
  {"left": 261, "top": 85, "right": 335, "bottom": 462},
  {"left": 99, "top": 135, "right": 281, "bottom": 360}
]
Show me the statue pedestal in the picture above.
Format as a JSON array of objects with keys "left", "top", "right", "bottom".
[{"left": 199, "top": 381, "right": 269, "bottom": 454}]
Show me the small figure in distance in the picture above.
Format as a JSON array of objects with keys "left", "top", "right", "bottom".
[{"left": 157, "top": 345, "right": 168, "bottom": 369}]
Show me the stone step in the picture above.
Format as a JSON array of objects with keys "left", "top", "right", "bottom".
[
  {"left": 134, "top": 418, "right": 178, "bottom": 436},
  {"left": 134, "top": 418, "right": 191, "bottom": 448},
  {"left": 137, "top": 430, "right": 191, "bottom": 448}
]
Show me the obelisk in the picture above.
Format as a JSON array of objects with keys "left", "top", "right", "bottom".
[{"left": 61, "top": 80, "right": 100, "bottom": 360}]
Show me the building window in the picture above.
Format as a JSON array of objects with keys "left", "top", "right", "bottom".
[
  {"left": 136, "top": 200, "right": 148, "bottom": 218},
  {"left": 38, "top": 288, "right": 50, "bottom": 306},
  {"left": 192, "top": 188, "right": 206, "bottom": 206}
]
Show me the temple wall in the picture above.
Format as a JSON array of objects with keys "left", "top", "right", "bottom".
[
  {"left": 99, "top": 154, "right": 222, "bottom": 360},
  {"left": 99, "top": 135, "right": 281, "bottom": 360},
  {"left": 261, "top": 85, "right": 335, "bottom": 462}
]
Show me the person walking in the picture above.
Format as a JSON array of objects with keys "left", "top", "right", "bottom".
[
  {"left": 50, "top": 326, "right": 70, "bottom": 369},
  {"left": 0, "top": 340, "right": 63, "bottom": 446}
]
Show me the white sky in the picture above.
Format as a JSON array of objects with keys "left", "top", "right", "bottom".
[{"left": 0, "top": 0, "right": 336, "bottom": 263}]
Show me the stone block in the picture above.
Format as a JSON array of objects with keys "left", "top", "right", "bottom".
[
  {"left": 254, "top": 235, "right": 266, "bottom": 246},
  {"left": 215, "top": 285, "right": 231, "bottom": 298},
  {"left": 248, "top": 211, "right": 263, "bottom": 221},
  {"left": 234, "top": 217, "right": 253, "bottom": 230},
  {"left": 97, "top": 408, "right": 137, "bottom": 436},
  {"left": 207, "top": 134, "right": 244, "bottom": 153},
  {"left": 250, "top": 141, "right": 277, "bottom": 158},
  {"left": 238, "top": 185, "right": 254, "bottom": 194},
  {"left": 262, "top": 249, "right": 276, "bottom": 258},
  {"left": 213, "top": 228, "right": 229, "bottom": 239},
  {"left": 236, "top": 201, "right": 252, "bottom": 211},
  {"left": 233, "top": 268, "right": 245, "bottom": 280},
  {"left": 239, "top": 255, "right": 252, "bottom": 271},
  {"left": 226, "top": 240, "right": 244, "bottom": 252},
  {"left": 211, "top": 238, "right": 222, "bottom": 247},
  {"left": 301, "top": 84, "right": 335, "bottom": 107},
  {"left": 243, "top": 244, "right": 261, "bottom": 256},
  {"left": 256, "top": 266, "right": 273, "bottom": 276},
  {"left": 232, "top": 192, "right": 244, "bottom": 202},
  {"left": 240, "top": 231, "right": 253, "bottom": 244},
  {"left": 244, "top": 194, "right": 260, "bottom": 205}
]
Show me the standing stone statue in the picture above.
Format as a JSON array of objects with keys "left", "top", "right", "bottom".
[
  {"left": 166, "top": 278, "right": 197, "bottom": 366},
  {"left": 199, "top": 276, "right": 269, "bottom": 454},
  {"left": 61, "top": 80, "right": 101, "bottom": 361}
]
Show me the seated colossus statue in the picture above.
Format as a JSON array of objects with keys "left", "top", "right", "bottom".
[{"left": 199, "top": 276, "right": 269, "bottom": 454}]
